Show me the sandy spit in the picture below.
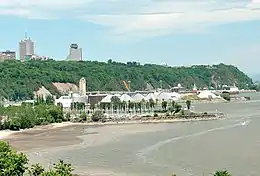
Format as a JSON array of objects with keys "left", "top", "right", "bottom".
[{"left": 0, "top": 117, "right": 222, "bottom": 140}]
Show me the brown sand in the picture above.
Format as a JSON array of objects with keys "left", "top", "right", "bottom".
[{"left": 4, "top": 123, "right": 168, "bottom": 152}]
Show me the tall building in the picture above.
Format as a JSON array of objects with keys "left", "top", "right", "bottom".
[
  {"left": 79, "top": 77, "right": 87, "bottom": 95},
  {"left": 66, "top": 44, "right": 83, "bottom": 61},
  {"left": 19, "top": 37, "right": 34, "bottom": 60},
  {"left": 0, "top": 50, "right": 16, "bottom": 61}
]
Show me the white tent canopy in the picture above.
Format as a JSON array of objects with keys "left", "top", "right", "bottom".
[
  {"left": 157, "top": 92, "right": 181, "bottom": 101},
  {"left": 157, "top": 92, "right": 172, "bottom": 101},
  {"left": 197, "top": 90, "right": 221, "bottom": 99},
  {"left": 146, "top": 93, "right": 157, "bottom": 101},
  {"left": 132, "top": 93, "right": 146, "bottom": 102},
  {"left": 101, "top": 95, "right": 113, "bottom": 103},
  {"left": 169, "top": 92, "right": 182, "bottom": 100},
  {"left": 120, "top": 94, "right": 133, "bottom": 102}
]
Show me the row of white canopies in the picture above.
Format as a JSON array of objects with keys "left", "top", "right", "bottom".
[{"left": 100, "top": 92, "right": 182, "bottom": 103}]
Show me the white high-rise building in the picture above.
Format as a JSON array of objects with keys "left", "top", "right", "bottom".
[
  {"left": 19, "top": 37, "right": 34, "bottom": 60},
  {"left": 66, "top": 44, "right": 83, "bottom": 61}
]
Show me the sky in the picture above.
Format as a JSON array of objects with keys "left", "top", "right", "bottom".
[{"left": 0, "top": 0, "right": 260, "bottom": 75}]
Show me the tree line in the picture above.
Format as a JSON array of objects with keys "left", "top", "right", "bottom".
[
  {"left": 0, "top": 103, "right": 65, "bottom": 131},
  {"left": 0, "top": 60, "right": 254, "bottom": 100}
]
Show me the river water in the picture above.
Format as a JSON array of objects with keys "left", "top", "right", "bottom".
[{"left": 25, "top": 93, "right": 260, "bottom": 176}]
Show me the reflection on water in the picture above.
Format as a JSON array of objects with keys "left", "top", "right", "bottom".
[{"left": 28, "top": 93, "right": 260, "bottom": 176}]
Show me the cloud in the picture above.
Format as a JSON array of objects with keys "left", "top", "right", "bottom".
[
  {"left": 81, "top": 0, "right": 260, "bottom": 38},
  {"left": 1, "top": 0, "right": 260, "bottom": 38},
  {"left": 0, "top": 0, "right": 91, "bottom": 18}
]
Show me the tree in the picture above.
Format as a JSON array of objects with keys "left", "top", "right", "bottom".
[
  {"left": 91, "top": 110, "right": 104, "bottom": 122},
  {"left": 79, "top": 113, "right": 87, "bottom": 121},
  {"left": 0, "top": 141, "right": 75, "bottom": 176},
  {"left": 214, "top": 170, "right": 232, "bottom": 176},
  {"left": 53, "top": 160, "right": 74, "bottom": 176},
  {"left": 174, "top": 104, "right": 182, "bottom": 114},
  {"left": 46, "top": 95, "right": 54, "bottom": 105},
  {"left": 149, "top": 98, "right": 155, "bottom": 109},
  {"left": 171, "top": 100, "right": 175, "bottom": 108},
  {"left": 161, "top": 100, "right": 167, "bottom": 110},
  {"left": 221, "top": 92, "right": 231, "bottom": 101},
  {"left": 0, "top": 60, "right": 252, "bottom": 100},
  {"left": 0, "top": 141, "right": 28, "bottom": 176},
  {"left": 111, "top": 96, "right": 121, "bottom": 112},
  {"left": 29, "top": 163, "right": 45, "bottom": 176},
  {"left": 48, "top": 106, "right": 64, "bottom": 123},
  {"left": 168, "top": 106, "right": 175, "bottom": 115},
  {"left": 186, "top": 100, "right": 191, "bottom": 110}
]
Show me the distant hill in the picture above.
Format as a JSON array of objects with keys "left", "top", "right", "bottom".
[{"left": 0, "top": 60, "right": 254, "bottom": 100}]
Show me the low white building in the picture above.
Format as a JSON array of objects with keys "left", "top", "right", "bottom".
[{"left": 55, "top": 93, "right": 88, "bottom": 110}]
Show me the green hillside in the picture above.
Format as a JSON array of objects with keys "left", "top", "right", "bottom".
[{"left": 0, "top": 60, "right": 253, "bottom": 100}]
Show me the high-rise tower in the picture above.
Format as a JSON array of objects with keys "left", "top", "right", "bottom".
[
  {"left": 66, "top": 44, "right": 83, "bottom": 61},
  {"left": 19, "top": 34, "right": 35, "bottom": 60}
]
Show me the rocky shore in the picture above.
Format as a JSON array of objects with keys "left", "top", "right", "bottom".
[{"left": 82, "top": 111, "right": 226, "bottom": 126}]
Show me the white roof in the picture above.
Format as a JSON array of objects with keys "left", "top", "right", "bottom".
[
  {"left": 114, "top": 94, "right": 121, "bottom": 97},
  {"left": 120, "top": 94, "right": 133, "bottom": 102},
  {"left": 101, "top": 95, "right": 113, "bottom": 103},
  {"left": 158, "top": 92, "right": 172, "bottom": 101},
  {"left": 146, "top": 93, "right": 157, "bottom": 101},
  {"left": 132, "top": 93, "right": 146, "bottom": 102},
  {"left": 55, "top": 96, "right": 72, "bottom": 108},
  {"left": 170, "top": 92, "right": 181, "bottom": 98},
  {"left": 157, "top": 92, "right": 181, "bottom": 101},
  {"left": 197, "top": 90, "right": 221, "bottom": 99}
]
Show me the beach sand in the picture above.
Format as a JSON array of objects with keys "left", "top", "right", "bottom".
[
  {"left": 1, "top": 117, "right": 222, "bottom": 150},
  {"left": 0, "top": 117, "right": 222, "bottom": 175}
]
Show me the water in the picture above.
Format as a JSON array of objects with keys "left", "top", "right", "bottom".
[{"left": 27, "top": 93, "right": 260, "bottom": 176}]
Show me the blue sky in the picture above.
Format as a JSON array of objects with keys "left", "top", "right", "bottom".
[{"left": 0, "top": 0, "right": 260, "bottom": 75}]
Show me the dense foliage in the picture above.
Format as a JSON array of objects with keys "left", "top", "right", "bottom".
[
  {"left": 0, "top": 103, "right": 65, "bottom": 131},
  {"left": 0, "top": 141, "right": 76, "bottom": 176},
  {"left": 0, "top": 60, "right": 253, "bottom": 100}
]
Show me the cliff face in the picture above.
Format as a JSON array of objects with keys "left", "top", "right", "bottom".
[
  {"left": 0, "top": 60, "right": 253, "bottom": 100},
  {"left": 52, "top": 83, "right": 78, "bottom": 94}
]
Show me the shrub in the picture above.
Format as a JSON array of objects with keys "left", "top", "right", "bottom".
[
  {"left": 214, "top": 170, "right": 232, "bottom": 176},
  {"left": 221, "top": 93, "right": 231, "bottom": 101},
  {"left": 154, "top": 113, "right": 158, "bottom": 117},
  {"left": 79, "top": 113, "right": 87, "bottom": 121},
  {"left": 91, "top": 110, "right": 104, "bottom": 122},
  {"left": 9, "top": 118, "right": 21, "bottom": 131}
]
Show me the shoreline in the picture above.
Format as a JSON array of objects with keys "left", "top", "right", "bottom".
[
  {"left": 0, "top": 116, "right": 223, "bottom": 140},
  {"left": 0, "top": 122, "right": 77, "bottom": 140}
]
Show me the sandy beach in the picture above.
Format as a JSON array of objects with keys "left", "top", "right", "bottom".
[{"left": 0, "top": 122, "right": 80, "bottom": 140}]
